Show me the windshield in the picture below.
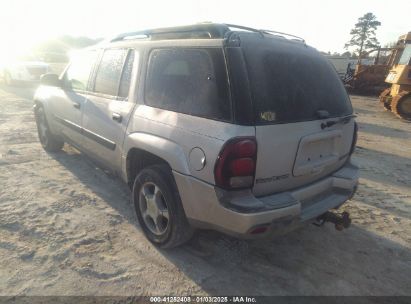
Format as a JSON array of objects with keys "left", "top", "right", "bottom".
[{"left": 242, "top": 39, "right": 353, "bottom": 124}]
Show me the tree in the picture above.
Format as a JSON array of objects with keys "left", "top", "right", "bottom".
[
  {"left": 341, "top": 51, "right": 352, "bottom": 58},
  {"left": 345, "top": 12, "right": 381, "bottom": 63}
]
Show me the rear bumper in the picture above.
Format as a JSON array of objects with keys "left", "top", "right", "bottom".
[{"left": 173, "top": 160, "right": 359, "bottom": 238}]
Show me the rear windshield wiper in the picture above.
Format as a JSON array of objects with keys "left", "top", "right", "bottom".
[{"left": 320, "top": 114, "right": 356, "bottom": 130}]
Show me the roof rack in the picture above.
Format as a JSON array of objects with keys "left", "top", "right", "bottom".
[
  {"left": 224, "top": 24, "right": 264, "bottom": 36},
  {"left": 110, "top": 24, "right": 230, "bottom": 42},
  {"left": 224, "top": 24, "right": 305, "bottom": 43},
  {"left": 110, "top": 23, "right": 305, "bottom": 44},
  {"left": 259, "top": 29, "right": 305, "bottom": 43}
]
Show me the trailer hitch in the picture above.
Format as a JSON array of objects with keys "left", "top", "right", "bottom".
[{"left": 313, "top": 211, "right": 351, "bottom": 231}]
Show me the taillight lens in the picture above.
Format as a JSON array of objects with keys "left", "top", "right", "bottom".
[
  {"left": 349, "top": 122, "right": 358, "bottom": 155},
  {"left": 214, "top": 137, "right": 257, "bottom": 189}
]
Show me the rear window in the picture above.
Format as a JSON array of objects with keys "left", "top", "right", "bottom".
[
  {"left": 145, "top": 48, "right": 231, "bottom": 121},
  {"left": 243, "top": 44, "right": 352, "bottom": 124}
]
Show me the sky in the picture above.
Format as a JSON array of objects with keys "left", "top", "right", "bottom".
[{"left": 0, "top": 0, "right": 410, "bottom": 57}]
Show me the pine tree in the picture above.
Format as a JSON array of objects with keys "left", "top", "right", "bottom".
[{"left": 345, "top": 13, "right": 381, "bottom": 63}]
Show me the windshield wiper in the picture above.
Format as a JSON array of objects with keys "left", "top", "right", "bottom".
[{"left": 321, "top": 114, "right": 356, "bottom": 130}]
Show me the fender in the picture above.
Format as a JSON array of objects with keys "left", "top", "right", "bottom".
[
  {"left": 33, "top": 87, "right": 60, "bottom": 135},
  {"left": 122, "top": 132, "right": 192, "bottom": 180}
]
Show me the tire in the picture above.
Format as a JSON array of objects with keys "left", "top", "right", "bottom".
[
  {"left": 132, "top": 164, "right": 194, "bottom": 248},
  {"left": 391, "top": 93, "right": 411, "bottom": 121},
  {"left": 34, "top": 106, "right": 64, "bottom": 152}
]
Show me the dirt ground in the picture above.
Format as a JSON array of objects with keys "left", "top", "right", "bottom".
[{"left": 0, "top": 85, "right": 410, "bottom": 296}]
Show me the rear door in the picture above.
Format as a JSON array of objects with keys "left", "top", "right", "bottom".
[
  {"left": 239, "top": 35, "right": 355, "bottom": 197},
  {"left": 81, "top": 48, "right": 137, "bottom": 171}
]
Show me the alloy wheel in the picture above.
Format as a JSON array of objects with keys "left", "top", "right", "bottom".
[{"left": 139, "top": 182, "right": 170, "bottom": 236}]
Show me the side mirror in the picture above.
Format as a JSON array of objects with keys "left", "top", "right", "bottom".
[{"left": 40, "top": 73, "right": 61, "bottom": 87}]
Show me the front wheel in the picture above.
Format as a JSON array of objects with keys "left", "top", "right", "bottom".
[
  {"left": 132, "top": 164, "right": 194, "bottom": 248},
  {"left": 35, "top": 106, "right": 64, "bottom": 152}
]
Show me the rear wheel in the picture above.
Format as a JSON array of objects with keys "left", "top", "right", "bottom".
[
  {"left": 392, "top": 93, "right": 411, "bottom": 121},
  {"left": 35, "top": 106, "right": 64, "bottom": 152},
  {"left": 132, "top": 164, "right": 193, "bottom": 248}
]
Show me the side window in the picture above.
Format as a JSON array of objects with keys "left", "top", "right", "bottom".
[
  {"left": 65, "top": 51, "right": 97, "bottom": 91},
  {"left": 398, "top": 45, "right": 411, "bottom": 65},
  {"left": 145, "top": 48, "right": 231, "bottom": 121},
  {"left": 94, "top": 49, "right": 127, "bottom": 96},
  {"left": 118, "top": 50, "right": 136, "bottom": 98}
]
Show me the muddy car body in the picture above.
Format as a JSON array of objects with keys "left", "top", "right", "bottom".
[{"left": 33, "top": 23, "right": 359, "bottom": 248}]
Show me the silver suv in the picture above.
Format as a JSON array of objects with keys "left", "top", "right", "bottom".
[{"left": 34, "top": 24, "right": 359, "bottom": 248}]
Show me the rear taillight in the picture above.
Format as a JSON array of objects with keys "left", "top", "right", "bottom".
[
  {"left": 349, "top": 122, "right": 358, "bottom": 155},
  {"left": 214, "top": 137, "right": 257, "bottom": 189}
]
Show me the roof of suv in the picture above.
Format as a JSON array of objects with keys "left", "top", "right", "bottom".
[{"left": 100, "top": 23, "right": 305, "bottom": 48}]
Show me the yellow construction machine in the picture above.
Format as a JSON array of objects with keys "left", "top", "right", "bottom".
[
  {"left": 343, "top": 48, "right": 393, "bottom": 94},
  {"left": 379, "top": 32, "right": 411, "bottom": 120}
]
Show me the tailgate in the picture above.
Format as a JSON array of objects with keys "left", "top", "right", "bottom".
[
  {"left": 236, "top": 34, "right": 355, "bottom": 197},
  {"left": 253, "top": 119, "right": 354, "bottom": 197}
]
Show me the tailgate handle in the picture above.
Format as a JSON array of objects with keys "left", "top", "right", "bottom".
[{"left": 72, "top": 102, "right": 81, "bottom": 109}]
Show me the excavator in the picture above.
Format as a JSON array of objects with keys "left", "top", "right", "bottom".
[{"left": 379, "top": 32, "right": 411, "bottom": 120}]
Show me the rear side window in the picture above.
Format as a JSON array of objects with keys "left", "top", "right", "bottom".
[
  {"left": 145, "top": 48, "right": 231, "bottom": 121},
  {"left": 94, "top": 49, "right": 127, "bottom": 96},
  {"left": 65, "top": 50, "right": 97, "bottom": 91},
  {"left": 243, "top": 44, "right": 352, "bottom": 124}
]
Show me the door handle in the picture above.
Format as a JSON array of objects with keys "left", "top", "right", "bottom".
[
  {"left": 72, "top": 102, "right": 81, "bottom": 109},
  {"left": 112, "top": 112, "right": 122, "bottom": 123}
]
